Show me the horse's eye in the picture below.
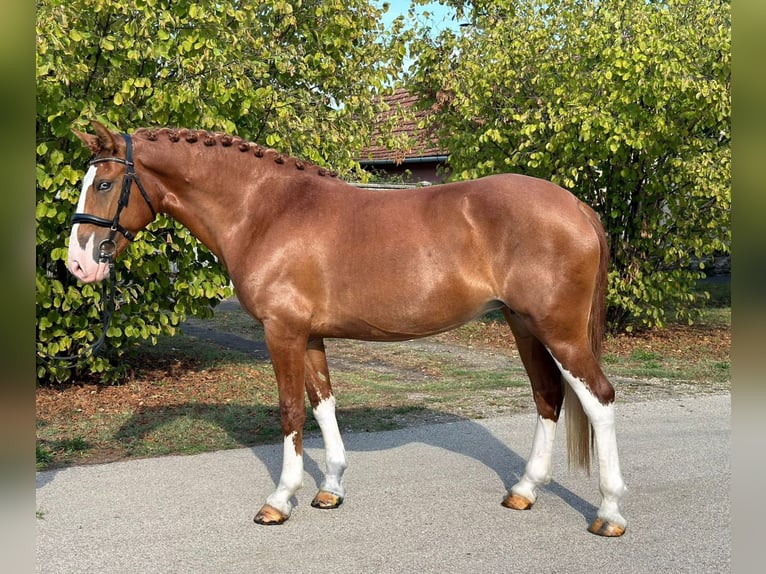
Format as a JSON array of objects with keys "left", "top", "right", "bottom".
[{"left": 96, "top": 181, "right": 112, "bottom": 192}]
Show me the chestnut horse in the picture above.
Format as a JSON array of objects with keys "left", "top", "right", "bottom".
[{"left": 67, "top": 121, "right": 626, "bottom": 536}]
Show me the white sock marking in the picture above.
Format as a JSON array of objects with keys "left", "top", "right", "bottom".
[
  {"left": 265, "top": 431, "right": 303, "bottom": 516},
  {"left": 313, "top": 396, "right": 347, "bottom": 496},
  {"left": 549, "top": 353, "right": 627, "bottom": 528},
  {"left": 511, "top": 416, "right": 557, "bottom": 503}
]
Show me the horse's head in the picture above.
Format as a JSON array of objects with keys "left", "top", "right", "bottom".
[{"left": 67, "top": 121, "right": 157, "bottom": 283}]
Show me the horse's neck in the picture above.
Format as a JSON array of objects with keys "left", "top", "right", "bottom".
[
  {"left": 148, "top": 156, "right": 255, "bottom": 262},
  {"left": 146, "top": 146, "right": 301, "bottom": 267},
  {"left": 160, "top": 186, "right": 228, "bottom": 260}
]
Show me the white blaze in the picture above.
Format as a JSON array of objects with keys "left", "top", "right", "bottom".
[{"left": 67, "top": 166, "right": 110, "bottom": 283}]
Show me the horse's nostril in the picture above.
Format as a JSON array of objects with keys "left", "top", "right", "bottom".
[{"left": 68, "top": 258, "right": 85, "bottom": 279}]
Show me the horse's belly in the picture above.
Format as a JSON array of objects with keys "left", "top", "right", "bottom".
[{"left": 315, "top": 289, "right": 504, "bottom": 341}]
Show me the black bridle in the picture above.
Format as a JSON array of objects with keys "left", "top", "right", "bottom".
[
  {"left": 71, "top": 133, "right": 157, "bottom": 262},
  {"left": 39, "top": 133, "right": 157, "bottom": 367}
]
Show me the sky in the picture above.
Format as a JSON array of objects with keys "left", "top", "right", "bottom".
[{"left": 376, "top": 0, "right": 461, "bottom": 34}]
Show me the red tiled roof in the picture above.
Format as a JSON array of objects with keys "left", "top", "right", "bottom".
[{"left": 359, "top": 88, "right": 448, "bottom": 164}]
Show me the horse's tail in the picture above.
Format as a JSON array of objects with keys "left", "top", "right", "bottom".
[
  {"left": 565, "top": 201, "right": 609, "bottom": 472},
  {"left": 583, "top": 201, "right": 608, "bottom": 362}
]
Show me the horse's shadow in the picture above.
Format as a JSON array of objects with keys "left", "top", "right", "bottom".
[{"left": 111, "top": 402, "right": 597, "bottom": 525}]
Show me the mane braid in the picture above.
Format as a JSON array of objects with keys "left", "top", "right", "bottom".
[{"left": 132, "top": 127, "right": 337, "bottom": 177}]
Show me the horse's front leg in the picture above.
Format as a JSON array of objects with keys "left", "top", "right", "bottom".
[
  {"left": 304, "top": 338, "right": 347, "bottom": 510},
  {"left": 254, "top": 325, "right": 309, "bottom": 525}
]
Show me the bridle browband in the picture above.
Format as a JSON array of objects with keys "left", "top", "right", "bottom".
[{"left": 71, "top": 133, "right": 157, "bottom": 262}]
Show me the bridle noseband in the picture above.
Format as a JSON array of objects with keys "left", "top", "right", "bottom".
[{"left": 71, "top": 133, "right": 157, "bottom": 262}]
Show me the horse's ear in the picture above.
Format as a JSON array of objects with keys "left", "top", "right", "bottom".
[{"left": 72, "top": 120, "right": 117, "bottom": 155}]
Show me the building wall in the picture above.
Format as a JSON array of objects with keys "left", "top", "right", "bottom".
[{"left": 361, "top": 160, "right": 449, "bottom": 185}]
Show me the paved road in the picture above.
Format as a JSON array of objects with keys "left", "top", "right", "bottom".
[{"left": 36, "top": 394, "right": 730, "bottom": 573}]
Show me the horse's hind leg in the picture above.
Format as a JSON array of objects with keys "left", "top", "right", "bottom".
[
  {"left": 304, "top": 338, "right": 347, "bottom": 509},
  {"left": 546, "top": 341, "right": 627, "bottom": 537},
  {"left": 501, "top": 309, "right": 564, "bottom": 511}
]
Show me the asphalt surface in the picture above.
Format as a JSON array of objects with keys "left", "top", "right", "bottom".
[{"left": 36, "top": 394, "right": 730, "bottom": 573}]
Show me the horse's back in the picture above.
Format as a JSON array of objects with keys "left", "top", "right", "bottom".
[{"left": 409, "top": 173, "right": 600, "bottom": 263}]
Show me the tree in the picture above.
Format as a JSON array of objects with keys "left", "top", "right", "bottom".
[
  {"left": 407, "top": 0, "right": 730, "bottom": 331},
  {"left": 36, "top": 0, "right": 406, "bottom": 382}
]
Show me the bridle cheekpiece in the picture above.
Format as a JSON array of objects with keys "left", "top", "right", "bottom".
[{"left": 70, "top": 133, "right": 157, "bottom": 262}]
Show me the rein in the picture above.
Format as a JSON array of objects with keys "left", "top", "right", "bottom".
[
  {"left": 36, "top": 260, "right": 117, "bottom": 367},
  {"left": 38, "top": 133, "right": 155, "bottom": 367}
]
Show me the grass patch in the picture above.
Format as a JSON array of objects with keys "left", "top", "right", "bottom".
[
  {"left": 36, "top": 435, "right": 91, "bottom": 469},
  {"left": 697, "top": 276, "right": 731, "bottom": 307},
  {"left": 36, "top": 443, "right": 54, "bottom": 470},
  {"left": 695, "top": 306, "right": 730, "bottom": 327},
  {"left": 630, "top": 349, "right": 661, "bottom": 369},
  {"left": 602, "top": 307, "right": 730, "bottom": 383}
]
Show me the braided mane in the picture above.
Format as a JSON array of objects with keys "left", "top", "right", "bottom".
[{"left": 132, "top": 127, "right": 338, "bottom": 178}]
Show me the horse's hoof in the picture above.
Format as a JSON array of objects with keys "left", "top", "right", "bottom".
[
  {"left": 254, "top": 504, "right": 289, "bottom": 525},
  {"left": 501, "top": 493, "right": 534, "bottom": 510},
  {"left": 588, "top": 518, "right": 626, "bottom": 537},
  {"left": 311, "top": 490, "right": 344, "bottom": 509}
]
